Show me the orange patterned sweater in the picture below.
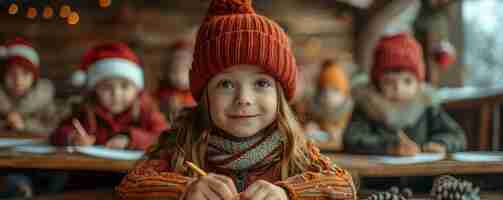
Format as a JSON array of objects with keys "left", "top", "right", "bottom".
[{"left": 117, "top": 141, "right": 357, "bottom": 200}]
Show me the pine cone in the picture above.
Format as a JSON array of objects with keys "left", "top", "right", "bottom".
[
  {"left": 389, "top": 186, "right": 400, "bottom": 195},
  {"left": 431, "top": 175, "right": 481, "bottom": 200},
  {"left": 401, "top": 187, "right": 413, "bottom": 198},
  {"left": 366, "top": 186, "right": 410, "bottom": 200}
]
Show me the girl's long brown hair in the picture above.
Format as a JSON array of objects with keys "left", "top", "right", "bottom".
[{"left": 148, "top": 84, "right": 313, "bottom": 179}]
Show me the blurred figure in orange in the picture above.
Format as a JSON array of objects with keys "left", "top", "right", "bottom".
[{"left": 306, "top": 59, "right": 353, "bottom": 151}]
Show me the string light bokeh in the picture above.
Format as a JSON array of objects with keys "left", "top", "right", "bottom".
[{"left": 3, "top": 0, "right": 112, "bottom": 25}]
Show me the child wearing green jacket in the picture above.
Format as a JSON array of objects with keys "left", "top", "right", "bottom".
[{"left": 344, "top": 33, "right": 466, "bottom": 156}]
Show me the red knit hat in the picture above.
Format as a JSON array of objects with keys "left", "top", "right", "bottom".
[
  {"left": 319, "top": 59, "right": 350, "bottom": 96},
  {"left": 190, "top": 0, "right": 297, "bottom": 101},
  {"left": 371, "top": 33, "right": 425, "bottom": 85},
  {"left": 4, "top": 37, "right": 40, "bottom": 79},
  {"left": 72, "top": 42, "right": 144, "bottom": 89}
]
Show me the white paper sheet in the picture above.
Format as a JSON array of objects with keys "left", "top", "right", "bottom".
[
  {"left": 0, "top": 138, "right": 37, "bottom": 148},
  {"left": 369, "top": 153, "right": 446, "bottom": 165},
  {"left": 74, "top": 146, "right": 144, "bottom": 160},
  {"left": 451, "top": 152, "right": 503, "bottom": 162},
  {"left": 13, "top": 144, "right": 57, "bottom": 154}
]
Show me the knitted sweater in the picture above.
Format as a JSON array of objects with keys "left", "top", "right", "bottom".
[{"left": 117, "top": 131, "right": 357, "bottom": 200}]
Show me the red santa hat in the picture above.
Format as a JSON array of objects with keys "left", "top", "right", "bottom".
[
  {"left": 72, "top": 42, "right": 144, "bottom": 89},
  {"left": 3, "top": 37, "right": 40, "bottom": 78},
  {"left": 433, "top": 40, "right": 456, "bottom": 70}
]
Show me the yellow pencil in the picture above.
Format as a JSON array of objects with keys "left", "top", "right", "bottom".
[
  {"left": 185, "top": 161, "right": 241, "bottom": 199},
  {"left": 185, "top": 161, "right": 208, "bottom": 176}
]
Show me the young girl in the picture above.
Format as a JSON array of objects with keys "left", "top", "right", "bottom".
[
  {"left": 156, "top": 38, "right": 196, "bottom": 122},
  {"left": 51, "top": 42, "right": 168, "bottom": 150},
  {"left": 117, "top": 1, "right": 357, "bottom": 199},
  {"left": 344, "top": 33, "right": 466, "bottom": 156},
  {"left": 0, "top": 38, "right": 63, "bottom": 134},
  {"left": 306, "top": 60, "right": 353, "bottom": 151}
]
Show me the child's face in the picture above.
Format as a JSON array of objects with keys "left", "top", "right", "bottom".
[
  {"left": 379, "top": 70, "right": 419, "bottom": 102},
  {"left": 4, "top": 65, "right": 34, "bottom": 97},
  {"left": 96, "top": 77, "right": 140, "bottom": 114},
  {"left": 319, "top": 88, "right": 347, "bottom": 109},
  {"left": 167, "top": 49, "right": 192, "bottom": 90},
  {"left": 207, "top": 65, "right": 278, "bottom": 138}
]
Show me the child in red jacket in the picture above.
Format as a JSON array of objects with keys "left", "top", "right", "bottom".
[
  {"left": 51, "top": 42, "right": 168, "bottom": 150},
  {"left": 156, "top": 38, "right": 196, "bottom": 122}
]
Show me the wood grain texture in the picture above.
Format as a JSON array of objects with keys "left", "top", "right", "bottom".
[
  {"left": 0, "top": 150, "right": 135, "bottom": 172},
  {"left": 328, "top": 153, "right": 503, "bottom": 177}
]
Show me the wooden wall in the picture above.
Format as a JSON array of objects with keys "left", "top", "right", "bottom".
[{"left": 0, "top": 1, "right": 356, "bottom": 97}]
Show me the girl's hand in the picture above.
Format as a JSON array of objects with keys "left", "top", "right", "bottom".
[
  {"left": 242, "top": 180, "right": 289, "bottom": 200},
  {"left": 422, "top": 142, "right": 447, "bottom": 154},
  {"left": 70, "top": 119, "right": 96, "bottom": 146},
  {"left": 388, "top": 142, "right": 420, "bottom": 156},
  {"left": 184, "top": 173, "right": 238, "bottom": 200},
  {"left": 7, "top": 112, "right": 25, "bottom": 130},
  {"left": 105, "top": 135, "right": 130, "bottom": 149},
  {"left": 69, "top": 131, "right": 96, "bottom": 146},
  {"left": 387, "top": 130, "right": 420, "bottom": 156}
]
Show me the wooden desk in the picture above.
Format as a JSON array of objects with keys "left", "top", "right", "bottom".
[
  {"left": 0, "top": 150, "right": 136, "bottom": 172},
  {"left": 329, "top": 154, "right": 503, "bottom": 177},
  {"left": 13, "top": 189, "right": 503, "bottom": 200},
  {"left": 9, "top": 189, "right": 116, "bottom": 200},
  {"left": 0, "top": 131, "right": 48, "bottom": 139},
  {"left": 0, "top": 134, "right": 137, "bottom": 172}
]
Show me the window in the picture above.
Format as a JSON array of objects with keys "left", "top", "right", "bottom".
[{"left": 463, "top": 0, "right": 503, "bottom": 86}]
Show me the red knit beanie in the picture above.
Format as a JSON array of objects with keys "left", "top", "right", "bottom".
[
  {"left": 371, "top": 33, "right": 425, "bottom": 85},
  {"left": 190, "top": 0, "right": 297, "bottom": 101},
  {"left": 4, "top": 37, "right": 40, "bottom": 79}
]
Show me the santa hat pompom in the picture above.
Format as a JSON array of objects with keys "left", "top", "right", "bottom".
[
  {"left": 71, "top": 69, "right": 87, "bottom": 87},
  {"left": 434, "top": 40, "right": 456, "bottom": 70}
]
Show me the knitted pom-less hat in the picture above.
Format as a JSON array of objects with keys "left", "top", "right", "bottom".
[
  {"left": 4, "top": 37, "right": 40, "bottom": 79},
  {"left": 372, "top": 33, "right": 425, "bottom": 85},
  {"left": 72, "top": 42, "right": 144, "bottom": 89},
  {"left": 319, "top": 60, "right": 350, "bottom": 96},
  {"left": 190, "top": 0, "right": 297, "bottom": 101}
]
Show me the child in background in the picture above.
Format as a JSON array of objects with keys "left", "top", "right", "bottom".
[
  {"left": 344, "top": 33, "right": 466, "bottom": 156},
  {"left": 307, "top": 59, "right": 353, "bottom": 151},
  {"left": 0, "top": 38, "right": 68, "bottom": 198},
  {"left": 156, "top": 38, "right": 196, "bottom": 122},
  {"left": 117, "top": 0, "right": 357, "bottom": 199},
  {"left": 51, "top": 42, "right": 168, "bottom": 150},
  {"left": 0, "top": 38, "right": 63, "bottom": 134}
]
